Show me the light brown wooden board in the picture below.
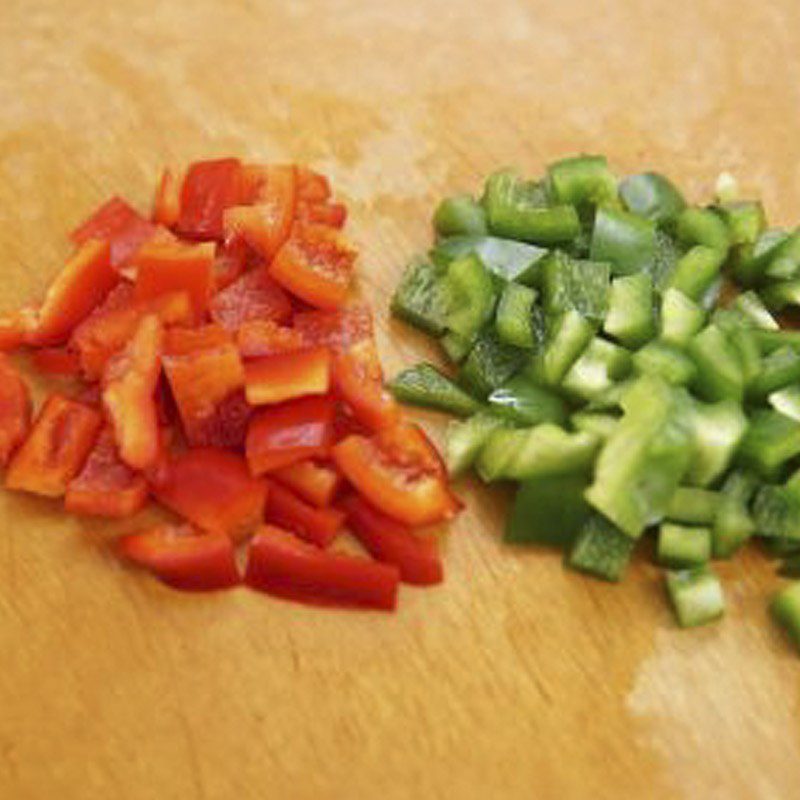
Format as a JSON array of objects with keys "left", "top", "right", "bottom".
[{"left": 2, "top": 1, "right": 800, "bottom": 798}]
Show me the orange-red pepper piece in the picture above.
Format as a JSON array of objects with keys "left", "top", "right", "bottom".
[
  {"left": 244, "top": 346, "right": 331, "bottom": 406},
  {"left": 31, "top": 347, "right": 81, "bottom": 376},
  {"left": 209, "top": 267, "right": 292, "bottom": 331},
  {"left": 296, "top": 167, "right": 332, "bottom": 204},
  {"left": 151, "top": 448, "right": 268, "bottom": 542},
  {"left": 65, "top": 428, "right": 148, "bottom": 517},
  {"left": 297, "top": 201, "right": 347, "bottom": 229},
  {"left": 163, "top": 323, "right": 233, "bottom": 356},
  {"left": 102, "top": 314, "right": 163, "bottom": 471},
  {"left": 264, "top": 481, "right": 344, "bottom": 548},
  {"left": 152, "top": 167, "right": 184, "bottom": 228},
  {"left": 0, "top": 355, "right": 31, "bottom": 467},
  {"left": 236, "top": 320, "right": 305, "bottom": 359},
  {"left": 177, "top": 158, "right": 243, "bottom": 241},
  {"left": 272, "top": 459, "right": 341, "bottom": 508},
  {"left": 0, "top": 309, "right": 38, "bottom": 352},
  {"left": 5, "top": 394, "right": 101, "bottom": 497},
  {"left": 212, "top": 238, "right": 249, "bottom": 291}
]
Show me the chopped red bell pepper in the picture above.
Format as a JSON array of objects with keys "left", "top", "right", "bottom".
[
  {"left": 5, "top": 394, "right": 101, "bottom": 497},
  {"left": 152, "top": 167, "right": 184, "bottom": 228},
  {"left": 118, "top": 524, "right": 240, "bottom": 591},
  {"left": 102, "top": 314, "right": 163, "bottom": 471},
  {"left": 209, "top": 267, "right": 292, "bottom": 331},
  {"left": 0, "top": 355, "right": 31, "bottom": 467},
  {"left": 296, "top": 167, "right": 332, "bottom": 203},
  {"left": 245, "top": 525, "right": 399, "bottom": 610},
  {"left": 244, "top": 346, "right": 331, "bottom": 406},
  {"left": 269, "top": 223, "right": 356, "bottom": 309},
  {"left": 31, "top": 347, "right": 81, "bottom": 376},
  {"left": 332, "top": 423, "right": 459, "bottom": 527},
  {"left": 293, "top": 305, "right": 373, "bottom": 349},
  {"left": 0, "top": 309, "right": 38, "bottom": 352},
  {"left": 297, "top": 201, "right": 347, "bottom": 229},
  {"left": 341, "top": 495, "right": 444, "bottom": 586},
  {"left": 28, "top": 239, "right": 118, "bottom": 346},
  {"left": 65, "top": 428, "right": 148, "bottom": 517},
  {"left": 70, "top": 196, "right": 157, "bottom": 269},
  {"left": 236, "top": 320, "right": 305, "bottom": 359},
  {"left": 151, "top": 447, "right": 268, "bottom": 542},
  {"left": 163, "top": 323, "right": 233, "bottom": 355},
  {"left": 264, "top": 481, "right": 344, "bottom": 547},
  {"left": 177, "top": 158, "right": 244, "bottom": 241},
  {"left": 246, "top": 395, "right": 335, "bottom": 476},
  {"left": 272, "top": 459, "right": 341, "bottom": 508},
  {"left": 133, "top": 238, "right": 214, "bottom": 321},
  {"left": 212, "top": 238, "right": 249, "bottom": 291}
]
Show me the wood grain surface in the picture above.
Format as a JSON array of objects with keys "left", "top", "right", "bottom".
[{"left": 2, "top": 1, "right": 800, "bottom": 798}]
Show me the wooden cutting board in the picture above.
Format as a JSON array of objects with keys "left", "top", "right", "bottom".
[{"left": 2, "top": 1, "right": 800, "bottom": 798}]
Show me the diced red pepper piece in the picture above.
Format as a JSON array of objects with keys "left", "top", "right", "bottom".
[
  {"left": 151, "top": 448, "right": 268, "bottom": 542},
  {"left": 31, "top": 347, "right": 81, "bottom": 376},
  {"left": 296, "top": 167, "right": 332, "bottom": 203},
  {"left": 65, "top": 428, "right": 148, "bottom": 517},
  {"left": 102, "top": 314, "right": 163, "bottom": 471},
  {"left": 209, "top": 267, "right": 292, "bottom": 331},
  {"left": 0, "top": 309, "right": 38, "bottom": 352},
  {"left": 28, "top": 239, "right": 118, "bottom": 346},
  {"left": 332, "top": 401, "right": 371, "bottom": 441},
  {"left": 341, "top": 495, "right": 444, "bottom": 586},
  {"left": 297, "top": 201, "right": 347, "bottom": 229},
  {"left": 245, "top": 525, "right": 399, "bottom": 610},
  {"left": 293, "top": 305, "right": 373, "bottom": 349},
  {"left": 177, "top": 158, "right": 243, "bottom": 241},
  {"left": 271, "top": 459, "right": 341, "bottom": 508},
  {"left": 269, "top": 223, "right": 355, "bottom": 309},
  {"left": 118, "top": 524, "right": 240, "bottom": 591},
  {"left": 70, "top": 196, "right": 157, "bottom": 269},
  {"left": 238, "top": 164, "right": 270, "bottom": 204},
  {"left": 264, "top": 481, "right": 344, "bottom": 547},
  {"left": 5, "top": 394, "right": 101, "bottom": 497},
  {"left": 163, "top": 323, "right": 233, "bottom": 355},
  {"left": 332, "top": 424, "right": 460, "bottom": 527},
  {"left": 244, "top": 346, "right": 330, "bottom": 406},
  {"left": 236, "top": 320, "right": 305, "bottom": 359},
  {"left": 246, "top": 395, "right": 335, "bottom": 476},
  {"left": 223, "top": 165, "right": 297, "bottom": 260},
  {"left": 152, "top": 167, "right": 184, "bottom": 228},
  {"left": 212, "top": 238, "right": 249, "bottom": 291},
  {"left": 0, "top": 355, "right": 31, "bottom": 467},
  {"left": 133, "top": 239, "right": 214, "bottom": 321}
]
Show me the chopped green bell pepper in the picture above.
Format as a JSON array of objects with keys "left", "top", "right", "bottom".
[
  {"left": 619, "top": 171, "right": 686, "bottom": 227},
  {"left": 603, "top": 272, "right": 656, "bottom": 348},
  {"left": 433, "top": 194, "right": 488, "bottom": 237},
  {"left": 495, "top": 283, "right": 538, "bottom": 349},
  {"left": 488, "top": 376, "right": 567, "bottom": 426},
  {"left": 590, "top": 207, "right": 657, "bottom": 276},
  {"left": 391, "top": 257, "right": 448, "bottom": 335},
  {"left": 666, "top": 566, "right": 725, "bottom": 627},
  {"left": 389, "top": 363, "right": 481, "bottom": 417}
]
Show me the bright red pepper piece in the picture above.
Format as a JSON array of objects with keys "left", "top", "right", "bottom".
[
  {"left": 236, "top": 320, "right": 305, "bottom": 359},
  {"left": 296, "top": 167, "right": 332, "bottom": 203},
  {"left": 102, "top": 314, "right": 163, "bottom": 471},
  {"left": 151, "top": 447, "right": 268, "bottom": 542},
  {"left": 0, "top": 355, "right": 31, "bottom": 467},
  {"left": 65, "top": 428, "right": 148, "bottom": 517},
  {"left": 272, "top": 459, "right": 341, "bottom": 508},
  {"left": 6, "top": 394, "right": 101, "bottom": 497},
  {"left": 118, "top": 524, "right": 240, "bottom": 591},
  {"left": 177, "top": 158, "right": 243, "bottom": 241},
  {"left": 264, "top": 481, "right": 344, "bottom": 547},
  {"left": 0, "top": 309, "right": 38, "bottom": 352},
  {"left": 293, "top": 305, "right": 374, "bottom": 349},
  {"left": 212, "top": 238, "right": 249, "bottom": 291},
  {"left": 209, "top": 267, "right": 292, "bottom": 331},
  {"left": 163, "top": 323, "right": 233, "bottom": 355},
  {"left": 245, "top": 525, "right": 399, "bottom": 610},
  {"left": 31, "top": 347, "right": 81, "bottom": 377},
  {"left": 152, "top": 167, "right": 184, "bottom": 228},
  {"left": 244, "top": 346, "right": 331, "bottom": 406},
  {"left": 341, "top": 495, "right": 444, "bottom": 586},
  {"left": 297, "top": 201, "right": 347, "bottom": 229},
  {"left": 246, "top": 395, "right": 335, "bottom": 476}
]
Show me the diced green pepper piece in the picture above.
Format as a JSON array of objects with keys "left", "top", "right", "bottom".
[
  {"left": 658, "top": 524, "right": 712, "bottom": 568},
  {"left": 445, "top": 412, "right": 507, "bottom": 477},
  {"left": 495, "top": 283, "right": 538, "bottom": 349},
  {"left": 769, "top": 384, "right": 800, "bottom": 422},
  {"left": 603, "top": 272, "right": 656, "bottom": 348},
  {"left": 547, "top": 154, "right": 618, "bottom": 208},
  {"left": 650, "top": 229, "right": 683, "bottom": 291},
  {"left": 619, "top": 172, "right": 686, "bottom": 227},
  {"left": 459, "top": 328, "right": 528, "bottom": 398},
  {"left": 570, "top": 411, "right": 619, "bottom": 440},
  {"left": 717, "top": 200, "right": 766, "bottom": 246},
  {"left": 753, "top": 484, "right": 800, "bottom": 540},
  {"left": 666, "top": 487, "right": 720, "bottom": 525},
  {"left": 389, "top": 363, "right": 480, "bottom": 417},
  {"left": 567, "top": 512, "right": 635, "bottom": 582},
  {"left": 684, "top": 398, "right": 748, "bottom": 488},
  {"left": 667, "top": 245, "right": 725, "bottom": 301},
  {"left": 562, "top": 337, "right": 632, "bottom": 401},
  {"left": 433, "top": 194, "right": 488, "bottom": 237},
  {"left": 659, "top": 288, "right": 706, "bottom": 347},
  {"left": 536, "top": 309, "right": 595, "bottom": 386},
  {"left": 687, "top": 324, "right": 745, "bottom": 402},
  {"left": 590, "top": 207, "right": 657, "bottom": 276},
  {"left": 443, "top": 254, "right": 497, "bottom": 342},
  {"left": 391, "top": 257, "right": 448, "bottom": 336},
  {"left": 748, "top": 346, "right": 800, "bottom": 401},
  {"left": 761, "top": 279, "right": 800, "bottom": 312},
  {"left": 586, "top": 376, "right": 693, "bottom": 538},
  {"left": 585, "top": 379, "right": 635, "bottom": 412},
  {"left": 770, "top": 582, "right": 800, "bottom": 651},
  {"left": 666, "top": 566, "right": 725, "bottom": 628},
  {"left": 477, "top": 424, "right": 600, "bottom": 482},
  {"left": 483, "top": 170, "right": 581, "bottom": 244},
  {"left": 737, "top": 410, "right": 800, "bottom": 481},
  {"left": 633, "top": 340, "right": 697, "bottom": 386},
  {"left": 732, "top": 290, "right": 779, "bottom": 330},
  {"left": 488, "top": 376, "right": 567, "bottom": 426},
  {"left": 732, "top": 229, "right": 791, "bottom": 286},
  {"left": 439, "top": 331, "right": 472, "bottom": 364},
  {"left": 676, "top": 207, "right": 731, "bottom": 254},
  {"left": 752, "top": 328, "right": 800, "bottom": 354},
  {"left": 712, "top": 471, "right": 758, "bottom": 558},
  {"left": 505, "top": 473, "right": 591, "bottom": 547},
  {"left": 541, "top": 251, "right": 610, "bottom": 323}
]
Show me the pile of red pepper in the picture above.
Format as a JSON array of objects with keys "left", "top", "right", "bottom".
[{"left": 0, "top": 159, "right": 460, "bottom": 610}]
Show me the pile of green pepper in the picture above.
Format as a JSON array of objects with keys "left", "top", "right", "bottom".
[{"left": 390, "top": 154, "right": 800, "bottom": 645}]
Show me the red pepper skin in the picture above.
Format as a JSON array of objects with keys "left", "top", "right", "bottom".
[
  {"left": 5, "top": 394, "right": 102, "bottom": 497},
  {"left": 297, "top": 201, "right": 347, "bottom": 229},
  {"left": 296, "top": 167, "right": 332, "bottom": 203},
  {"left": 151, "top": 447, "right": 268, "bottom": 542},
  {"left": 133, "top": 239, "right": 215, "bottom": 322},
  {"left": 117, "top": 525, "right": 240, "bottom": 591},
  {"left": 153, "top": 167, "right": 184, "bottom": 228},
  {"left": 341, "top": 495, "right": 444, "bottom": 586},
  {"left": 269, "top": 224, "right": 355, "bottom": 309},
  {"left": 102, "top": 314, "right": 163, "bottom": 471},
  {"left": 0, "top": 355, "right": 32, "bottom": 467},
  {"left": 65, "top": 428, "right": 148, "bottom": 517},
  {"left": 31, "top": 347, "right": 81, "bottom": 376},
  {"left": 293, "top": 306, "right": 373, "bottom": 349},
  {"left": 212, "top": 238, "right": 249, "bottom": 291},
  {"left": 177, "top": 158, "right": 243, "bottom": 241},
  {"left": 236, "top": 320, "right": 305, "bottom": 359},
  {"left": 246, "top": 395, "right": 335, "bottom": 476},
  {"left": 163, "top": 324, "right": 233, "bottom": 355},
  {"left": 70, "top": 196, "right": 157, "bottom": 269},
  {"left": 271, "top": 459, "right": 341, "bottom": 508},
  {"left": 264, "top": 481, "right": 344, "bottom": 547},
  {"left": 27, "top": 239, "right": 118, "bottom": 346},
  {"left": 209, "top": 267, "right": 292, "bottom": 331},
  {"left": 245, "top": 525, "right": 399, "bottom": 610},
  {"left": 244, "top": 346, "right": 331, "bottom": 406},
  {"left": 0, "top": 309, "right": 38, "bottom": 352}
]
